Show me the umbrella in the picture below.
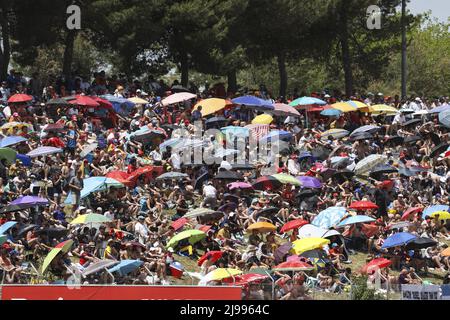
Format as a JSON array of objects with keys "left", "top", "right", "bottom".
[
  {"left": 350, "top": 132, "right": 373, "bottom": 141},
  {"left": 232, "top": 96, "right": 274, "bottom": 109},
  {"left": 197, "top": 251, "right": 223, "bottom": 266},
  {"left": 224, "top": 194, "right": 240, "bottom": 204},
  {"left": 247, "top": 222, "right": 277, "bottom": 233},
  {"left": 354, "top": 154, "right": 387, "bottom": 176},
  {"left": 220, "top": 126, "right": 250, "bottom": 140},
  {"left": 429, "top": 104, "right": 450, "bottom": 114},
  {"left": 41, "top": 240, "right": 74, "bottom": 273},
  {"left": 439, "top": 109, "right": 450, "bottom": 128},
  {"left": 401, "top": 207, "right": 423, "bottom": 221},
  {"left": 184, "top": 208, "right": 219, "bottom": 219},
  {"left": 381, "top": 232, "right": 417, "bottom": 249},
  {"left": 227, "top": 182, "right": 253, "bottom": 190},
  {"left": 430, "top": 143, "right": 449, "bottom": 158},
  {"left": 402, "top": 119, "right": 422, "bottom": 127},
  {"left": 15, "top": 224, "right": 39, "bottom": 238},
  {"left": 321, "top": 129, "right": 349, "bottom": 140},
  {"left": 194, "top": 172, "right": 209, "bottom": 191},
  {"left": 108, "top": 260, "right": 143, "bottom": 276},
  {"left": 0, "top": 234, "right": 6, "bottom": 245},
  {"left": 370, "top": 164, "right": 398, "bottom": 177},
  {"left": 320, "top": 108, "right": 342, "bottom": 117},
  {"left": 194, "top": 98, "right": 233, "bottom": 117},
  {"left": 296, "top": 176, "right": 322, "bottom": 189},
  {"left": 260, "top": 130, "right": 292, "bottom": 142},
  {"left": 218, "top": 202, "right": 237, "bottom": 212},
  {"left": 171, "top": 218, "right": 188, "bottom": 231},
  {"left": 350, "top": 125, "right": 381, "bottom": 136},
  {"left": 215, "top": 170, "right": 243, "bottom": 180},
  {"left": 274, "top": 243, "right": 293, "bottom": 263},
  {"left": 271, "top": 103, "right": 300, "bottom": 117},
  {"left": 166, "top": 229, "right": 206, "bottom": 248},
  {"left": 0, "top": 136, "right": 27, "bottom": 148},
  {"left": 442, "top": 248, "right": 450, "bottom": 257},
  {"left": 69, "top": 95, "right": 100, "bottom": 107},
  {"left": 312, "top": 206, "right": 348, "bottom": 229},
  {"left": 35, "top": 227, "right": 69, "bottom": 239},
  {"left": 101, "top": 95, "right": 135, "bottom": 115},
  {"left": 405, "top": 238, "right": 438, "bottom": 250},
  {"left": 160, "top": 138, "right": 185, "bottom": 152},
  {"left": 82, "top": 259, "right": 120, "bottom": 277},
  {"left": 202, "top": 268, "right": 242, "bottom": 282},
  {"left": 80, "top": 143, "right": 98, "bottom": 158},
  {"left": 384, "top": 136, "right": 404, "bottom": 146},
  {"left": 0, "top": 221, "right": 17, "bottom": 234},
  {"left": 0, "top": 204, "right": 30, "bottom": 214},
  {"left": 78, "top": 177, "right": 123, "bottom": 199},
  {"left": 0, "top": 148, "right": 17, "bottom": 164},
  {"left": 252, "top": 176, "right": 282, "bottom": 191},
  {"left": 162, "top": 92, "right": 197, "bottom": 106},
  {"left": 291, "top": 238, "right": 330, "bottom": 255},
  {"left": 70, "top": 213, "right": 112, "bottom": 225},
  {"left": 156, "top": 172, "right": 188, "bottom": 180},
  {"left": 26, "top": 146, "right": 63, "bottom": 158},
  {"left": 347, "top": 100, "right": 368, "bottom": 109},
  {"left": 289, "top": 97, "right": 326, "bottom": 107},
  {"left": 332, "top": 170, "right": 354, "bottom": 181},
  {"left": 273, "top": 260, "right": 314, "bottom": 271},
  {"left": 255, "top": 207, "right": 279, "bottom": 219},
  {"left": 430, "top": 211, "right": 450, "bottom": 220},
  {"left": 272, "top": 173, "right": 301, "bottom": 186},
  {"left": 280, "top": 219, "right": 309, "bottom": 233},
  {"left": 91, "top": 97, "right": 113, "bottom": 109},
  {"left": 7, "top": 94, "right": 33, "bottom": 103},
  {"left": 361, "top": 258, "right": 392, "bottom": 274},
  {"left": 45, "top": 98, "right": 71, "bottom": 107},
  {"left": 337, "top": 215, "right": 375, "bottom": 227},
  {"left": 205, "top": 116, "right": 228, "bottom": 126},
  {"left": 330, "top": 102, "right": 357, "bottom": 113},
  {"left": 230, "top": 273, "right": 269, "bottom": 286},
  {"left": 422, "top": 205, "right": 449, "bottom": 219},
  {"left": 349, "top": 201, "right": 378, "bottom": 210},
  {"left": 388, "top": 221, "right": 413, "bottom": 230},
  {"left": 0, "top": 122, "right": 34, "bottom": 135},
  {"left": 128, "top": 97, "right": 148, "bottom": 105},
  {"left": 43, "top": 123, "right": 65, "bottom": 132},
  {"left": 362, "top": 104, "right": 399, "bottom": 115},
  {"left": 252, "top": 114, "right": 273, "bottom": 125},
  {"left": 10, "top": 196, "right": 48, "bottom": 207},
  {"left": 404, "top": 136, "right": 422, "bottom": 145},
  {"left": 106, "top": 171, "right": 131, "bottom": 186}
]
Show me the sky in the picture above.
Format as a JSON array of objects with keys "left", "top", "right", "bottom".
[{"left": 407, "top": 0, "right": 450, "bottom": 23}]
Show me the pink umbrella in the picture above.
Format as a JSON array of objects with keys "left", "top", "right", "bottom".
[
  {"left": 227, "top": 182, "right": 253, "bottom": 190},
  {"left": 272, "top": 103, "right": 300, "bottom": 117},
  {"left": 401, "top": 207, "right": 423, "bottom": 221},
  {"left": 162, "top": 92, "right": 197, "bottom": 106}
]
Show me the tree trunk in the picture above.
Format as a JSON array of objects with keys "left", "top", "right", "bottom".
[
  {"left": 180, "top": 52, "right": 189, "bottom": 88},
  {"left": 62, "top": 30, "right": 77, "bottom": 80},
  {"left": 227, "top": 69, "right": 237, "bottom": 95},
  {"left": 339, "top": 2, "right": 353, "bottom": 98},
  {"left": 277, "top": 52, "right": 288, "bottom": 98},
  {"left": 0, "top": 3, "right": 11, "bottom": 82},
  {"left": 401, "top": 0, "right": 407, "bottom": 99}
]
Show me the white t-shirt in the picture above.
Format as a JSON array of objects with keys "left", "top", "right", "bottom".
[
  {"left": 170, "top": 153, "right": 181, "bottom": 170},
  {"left": 134, "top": 222, "right": 149, "bottom": 244},
  {"left": 203, "top": 185, "right": 217, "bottom": 198}
]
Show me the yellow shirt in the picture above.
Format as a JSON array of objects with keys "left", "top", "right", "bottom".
[{"left": 103, "top": 245, "right": 112, "bottom": 259}]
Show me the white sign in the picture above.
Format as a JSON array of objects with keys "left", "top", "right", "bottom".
[{"left": 401, "top": 285, "right": 441, "bottom": 300}]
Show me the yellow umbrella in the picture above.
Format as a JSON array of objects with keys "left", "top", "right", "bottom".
[
  {"left": 430, "top": 211, "right": 450, "bottom": 220},
  {"left": 70, "top": 213, "right": 112, "bottom": 225},
  {"left": 362, "top": 104, "right": 399, "bottom": 115},
  {"left": 291, "top": 238, "right": 330, "bottom": 255},
  {"left": 194, "top": 98, "right": 232, "bottom": 117},
  {"left": 247, "top": 221, "right": 277, "bottom": 233},
  {"left": 203, "top": 268, "right": 243, "bottom": 282},
  {"left": 252, "top": 114, "right": 273, "bottom": 125},
  {"left": 442, "top": 247, "right": 450, "bottom": 257},
  {"left": 41, "top": 240, "right": 74, "bottom": 273},
  {"left": 347, "top": 100, "right": 368, "bottom": 109},
  {"left": 128, "top": 97, "right": 148, "bottom": 104},
  {"left": 0, "top": 122, "right": 34, "bottom": 135},
  {"left": 330, "top": 102, "right": 357, "bottom": 113}
]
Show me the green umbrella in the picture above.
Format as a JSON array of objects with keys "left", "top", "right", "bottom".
[
  {"left": 0, "top": 234, "right": 7, "bottom": 245},
  {"left": 41, "top": 239, "right": 74, "bottom": 274},
  {"left": 271, "top": 173, "right": 302, "bottom": 186},
  {"left": 166, "top": 229, "right": 206, "bottom": 248},
  {"left": 70, "top": 213, "right": 112, "bottom": 225},
  {"left": 0, "top": 147, "right": 17, "bottom": 164}
]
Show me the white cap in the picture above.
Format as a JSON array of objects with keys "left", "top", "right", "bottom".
[
  {"left": 86, "top": 209, "right": 93, "bottom": 214},
  {"left": 79, "top": 206, "right": 86, "bottom": 211},
  {"left": 96, "top": 207, "right": 103, "bottom": 212}
]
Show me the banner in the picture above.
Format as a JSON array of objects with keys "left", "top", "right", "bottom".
[
  {"left": 1, "top": 285, "right": 242, "bottom": 300},
  {"left": 401, "top": 285, "right": 441, "bottom": 300}
]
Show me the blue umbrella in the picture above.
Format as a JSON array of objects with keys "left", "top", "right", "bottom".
[
  {"left": 260, "top": 130, "right": 292, "bottom": 142},
  {"left": 439, "top": 109, "right": 450, "bottom": 128},
  {"left": 320, "top": 109, "right": 342, "bottom": 117},
  {"left": 220, "top": 126, "right": 249, "bottom": 137},
  {"left": 337, "top": 215, "right": 375, "bottom": 227},
  {"left": 16, "top": 154, "right": 32, "bottom": 167},
  {"left": 429, "top": 104, "right": 450, "bottom": 114},
  {"left": 381, "top": 232, "right": 417, "bottom": 249},
  {"left": 312, "top": 206, "right": 348, "bottom": 229},
  {"left": 0, "top": 136, "right": 28, "bottom": 148},
  {"left": 231, "top": 96, "right": 274, "bottom": 109},
  {"left": 0, "top": 221, "right": 17, "bottom": 234},
  {"left": 159, "top": 138, "right": 185, "bottom": 152},
  {"left": 422, "top": 205, "right": 449, "bottom": 219},
  {"left": 101, "top": 94, "right": 135, "bottom": 116},
  {"left": 289, "top": 96, "right": 326, "bottom": 107},
  {"left": 108, "top": 259, "right": 143, "bottom": 276}
]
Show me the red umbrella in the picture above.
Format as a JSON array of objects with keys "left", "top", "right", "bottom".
[
  {"left": 377, "top": 180, "right": 394, "bottom": 191},
  {"left": 401, "top": 207, "right": 423, "bottom": 221},
  {"left": 92, "top": 96, "right": 113, "bottom": 109},
  {"left": 361, "top": 258, "right": 391, "bottom": 274},
  {"left": 45, "top": 137, "right": 65, "bottom": 148},
  {"left": 195, "top": 224, "right": 212, "bottom": 233},
  {"left": 273, "top": 260, "right": 314, "bottom": 271},
  {"left": 252, "top": 176, "right": 282, "bottom": 191},
  {"left": 106, "top": 171, "right": 132, "bottom": 186},
  {"left": 280, "top": 219, "right": 308, "bottom": 233},
  {"left": 349, "top": 201, "right": 379, "bottom": 210},
  {"left": 171, "top": 218, "right": 188, "bottom": 231},
  {"left": 197, "top": 251, "right": 223, "bottom": 266},
  {"left": 7, "top": 94, "right": 33, "bottom": 103},
  {"left": 69, "top": 95, "right": 100, "bottom": 107},
  {"left": 223, "top": 273, "right": 269, "bottom": 285}
]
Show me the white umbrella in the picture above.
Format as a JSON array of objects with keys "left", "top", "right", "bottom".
[
  {"left": 161, "top": 92, "right": 197, "bottom": 106},
  {"left": 354, "top": 154, "right": 387, "bottom": 176}
]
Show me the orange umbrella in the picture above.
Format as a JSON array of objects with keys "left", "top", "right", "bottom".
[
  {"left": 7, "top": 94, "right": 33, "bottom": 103},
  {"left": 442, "top": 247, "right": 450, "bottom": 257},
  {"left": 247, "top": 222, "right": 277, "bottom": 233}
]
